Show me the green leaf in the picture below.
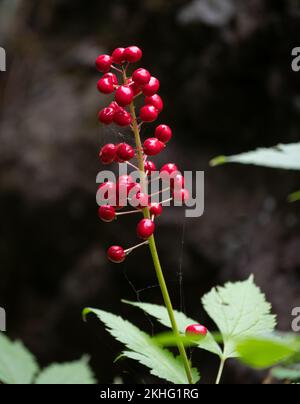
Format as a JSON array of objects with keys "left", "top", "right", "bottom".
[
  {"left": 236, "top": 335, "right": 299, "bottom": 368},
  {"left": 35, "top": 356, "right": 96, "bottom": 384},
  {"left": 84, "top": 308, "right": 200, "bottom": 384},
  {"left": 288, "top": 190, "right": 300, "bottom": 202},
  {"left": 210, "top": 143, "right": 300, "bottom": 170},
  {"left": 0, "top": 333, "right": 39, "bottom": 384},
  {"left": 123, "top": 300, "right": 222, "bottom": 357},
  {"left": 202, "top": 276, "right": 276, "bottom": 359},
  {"left": 272, "top": 364, "right": 300, "bottom": 381}
]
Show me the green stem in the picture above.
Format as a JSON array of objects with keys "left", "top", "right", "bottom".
[
  {"left": 125, "top": 70, "right": 194, "bottom": 384},
  {"left": 215, "top": 358, "right": 226, "bottom": 385}
]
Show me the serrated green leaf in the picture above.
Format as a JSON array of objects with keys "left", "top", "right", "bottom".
[
  {"left": 0, "top": 334, "right": 39, "bottom": 384},
  {"left": 123, "top": 300, "right": 222, "bottom": 357},
  {"left": 210, "top": 143, "right": 300, "bottom": 170},
  {"left": 84, "top": 308, "right": 200, "bottom": 384},
  {"left": 272, "top": 364, "right": 300, "bottom": 381},
  {"left": 35, "top": 356, "right": 96, "bottom": 384},
  {"left": 202, "top": 276, "right": 276, "bottom": 359},
  {"left": 236, "top": 335, "right": 299, "bottom": 368}
]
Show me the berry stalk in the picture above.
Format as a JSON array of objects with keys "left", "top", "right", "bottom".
[{"left": 126, "top": 72, "right": 194, "bottom": 385}]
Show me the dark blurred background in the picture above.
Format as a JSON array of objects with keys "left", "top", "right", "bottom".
[{"left": 0, "top": 0, "right": 299, "bottom": 384}]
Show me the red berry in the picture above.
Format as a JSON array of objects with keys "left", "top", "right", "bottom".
[
  {"left": 111, "top": 47, "right": 126, "bottom": 64},
  {"left": 96, "top": 54, "right": 112, "bottom": 72},
  {"left": 128, "top": 183, "right": 142, "bottom": 198},
  {"left": 99, "top": 143, "right": 117, "bottom": 165},
  {"left": 144, "top": 160, "right": 157, "bottom": 175},
  {"left": 126, "top": 78, "right": 141, "bottom": 96},
  {"left": 173, "top": 188, "right": 190, "bottom": 203},
  {"left": 155, "top": 125, "right": 172, "bottom": 143},
  {"left": 124, "top": 46, "right": 142, "bottom": 63},
  {"left": 160, "top": 163, "right": 179, "bottom": 176},
  {"left": 98, "top": 205, "right": 116, "bottom": 222},
  {"left": 115, "top": 85, "right": 134, "bottom": 106},
  {"left": 109, "top": 101, "right": 120, "bottom": 111},
  {"left": 137, "top": 219, "right": 155, "bottom": 240},
  {"left": 185, "top": 324, "right": 208, "bottom": 337},
  {"left": 130, "top": 192, "right": 149, "bottom": 208},
  {"left": 118, "top": 175, "right": 134, "bottom": 185},
  {"left": 103, "top": 72, "right": 118, "bottom": 85},
  {"left": 113, "top": 108, "right": 132, "bottom": 126},
  {"left": 140, "top": 105, "right": 159, "bottom": 122},
  {"left": 142, "top": 77, "right": 160, "bottom": 97},
  {"left": 132, "top": 68, "right": 151, "bottom": 85},
  {"left": 98, "top": 107, "right": 115, "bottom": 125},
  {"left": 116, "top": 143, "right": 135, "bottom": 161},
  {"left": 149, "top": 203, "right": 163, "bottom": 217},
  {"left": 145, "top": 94, "right": 164, "bottom": 113},
  {"left": 143, "top": 138, "right": 165, "bottom": 156},
  {"left": 171, "top": 173, "right": 185, "bottom": 189},
  {"left": 97, "top": 77, "right": 115, "bottom": 94},
  {"left": 117, "top": 175, "right": 134, "bottom": 196},
  {"left": 107, "top": 246, "right": 126, "bottom": 263},
  {"left": 97, "top": 181, "right": 116, "bottom": 202}
]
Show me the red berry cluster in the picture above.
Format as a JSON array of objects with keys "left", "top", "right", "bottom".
[
  {"left": 95, "top": 46, "right": 190, "bottom": 264},
  {"left": 96, "top": 46, "right": 164, "bottom": 128}
]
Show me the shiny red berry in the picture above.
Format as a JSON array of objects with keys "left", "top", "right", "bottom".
[
  {"left": 142, "top": 77, "right": 160, "bottom": 97},
  {"left": 145, "top": 94, "right": 163, "bottom": 113},
  {"left": 171, "top": 173, "right": 185, "bottom": 189},
  {"left": 117, "top": 175, "right": 134, "bottom": 196},
  {"left": 109, "top": 101, "right": 120, "bottom": 111},
  {"left": 107, "top": 246, "right": 126, "bottom": 263},
  {"left": 126, "top": 78, "right": 141, "bottom": 96},
  {"left": 140, "top": 105, "right": 159, "bottom": 122},
  {"left": 155, "top": 125, "right": 172, "bottom": 143},
  {"left": 185, "top": 324, "right": 208, "bottom": 337},
  {"left": 98, "top": 107, "right": 115, "bottom": 125},
  {"left": 118, "top": 175, "right": 134, "bottom": 185},
  {"left": 143, "top": 138, "right": 165, "bottom": 156},
  {"left": 116, "top": 143, "right": 135, "bottom": 161},
  {"left": 113, "top": 108, "right": 132, "bottom": 126},
  {"left": 173, "top": 188, "right": 190, "bottom": 203},
  {"left": 130, "top": 192, "right": 149, "bottom": 209},
  {"left": 103, "top": 72, "right": 118, "bottom": 85},
  {"left": 144, "top": 160, "right": 157, "bottom": 175},
  {"left": 124, "top": 46, "right": 142, "bottom": 63},
  {"left": 97, "top": 77, "right": 115, "bottom": 94},
  {"left": 96, "top": 54, "right": 112, "bottom": 72},
  {"left": 111, "top": 47, "right": 126, "bottom": 64},
  {"left": 115, "top": 85, "right": 134, "bottom": 106},
  {"left": 149, "top": 203, "right": 163, "bottom": 217},
  {"left": 137, "top": 219, "right": 155, "bottom": 240},
  {"left": 127, "top": 183, "right": 142, "bottom": 198},
  {"left": 98, "top": 181, "right": 116, "bottom": 202},
  {"left": 98, "top": 205, "right": 116, "bottom": 222},
  {"left": 160, "top": 163, "right": 179, "bottom": 176},
  {"left": 132, "top": 68, "right": 151, "bottom": 85},
  {"left": 99, "top": 143, "right": 117, "bottom": 165}
]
